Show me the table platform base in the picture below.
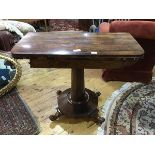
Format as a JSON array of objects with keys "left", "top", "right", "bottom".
[{"left": 49, "top": 88, "right": 105, "bottom": 124}]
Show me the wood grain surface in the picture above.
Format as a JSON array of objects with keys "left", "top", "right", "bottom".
[
  {"left": 12, "top": 32, "right": 144, "bottom": 58},
  {"left": 11, "top": 32, "right": 144, "bottom": 69}
]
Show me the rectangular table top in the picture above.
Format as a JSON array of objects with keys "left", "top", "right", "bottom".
[{"left": 11, "top": 31, "right": 144, "bottom": 59}]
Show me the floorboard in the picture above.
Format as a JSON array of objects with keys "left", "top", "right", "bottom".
[{"left": 17, "top": 60, "right": 155, "bottom": 135}]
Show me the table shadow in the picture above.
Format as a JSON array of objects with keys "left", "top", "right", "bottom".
[{"left": 50, "top": 116, "right": 98, "bottom": 135}]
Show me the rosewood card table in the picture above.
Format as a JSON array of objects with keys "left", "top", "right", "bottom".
[{"left": 11, "top": 32, "right": 144, "bottom": 124}]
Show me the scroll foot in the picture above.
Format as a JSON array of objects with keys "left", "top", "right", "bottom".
[
  {"left": 49, "top": 108, "right": 63, "bottom": 121},
  {"left": 94, "top": 116, "right": 105, "bottom": 124},
  {"left": 56, "top": 90, "right": 62, "bottom": 96},
  {"left": 96, "top": 91, "right": 101, "bottom": 97}
]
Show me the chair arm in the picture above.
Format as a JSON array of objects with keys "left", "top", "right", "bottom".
[{"left": 109, "top": 21, "right": 155, "bottom": 40}]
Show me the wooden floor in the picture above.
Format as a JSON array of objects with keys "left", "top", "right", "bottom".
[{"left": 17, "top": 60, "right": 155, "bottom": 135}]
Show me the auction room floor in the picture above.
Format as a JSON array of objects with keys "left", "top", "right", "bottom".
[{"left": 17, "top": 60, "right": 155, "bottom": 135}]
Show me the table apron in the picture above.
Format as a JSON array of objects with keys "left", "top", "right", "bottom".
[{"left": 29, "top": 57, "right": 139, "bottom": 69}]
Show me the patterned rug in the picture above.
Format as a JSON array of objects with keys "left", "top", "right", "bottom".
[
  {"left": 98, "top": 77, "right": 155, "bottom": 135},
  {"left": 49, "top": 19, "right": 79, "bottom": 31},
  {"left": 0, "top": 88, "right": 40, "bottom": 135}
]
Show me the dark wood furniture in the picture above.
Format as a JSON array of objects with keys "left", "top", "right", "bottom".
[{"left": 11, "top": 32, "right": 144, "bottom": 123}]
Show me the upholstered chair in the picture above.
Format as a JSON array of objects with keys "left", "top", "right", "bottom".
[{"left": 99, "top": 20, "right": 155, "bottom": 83}]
